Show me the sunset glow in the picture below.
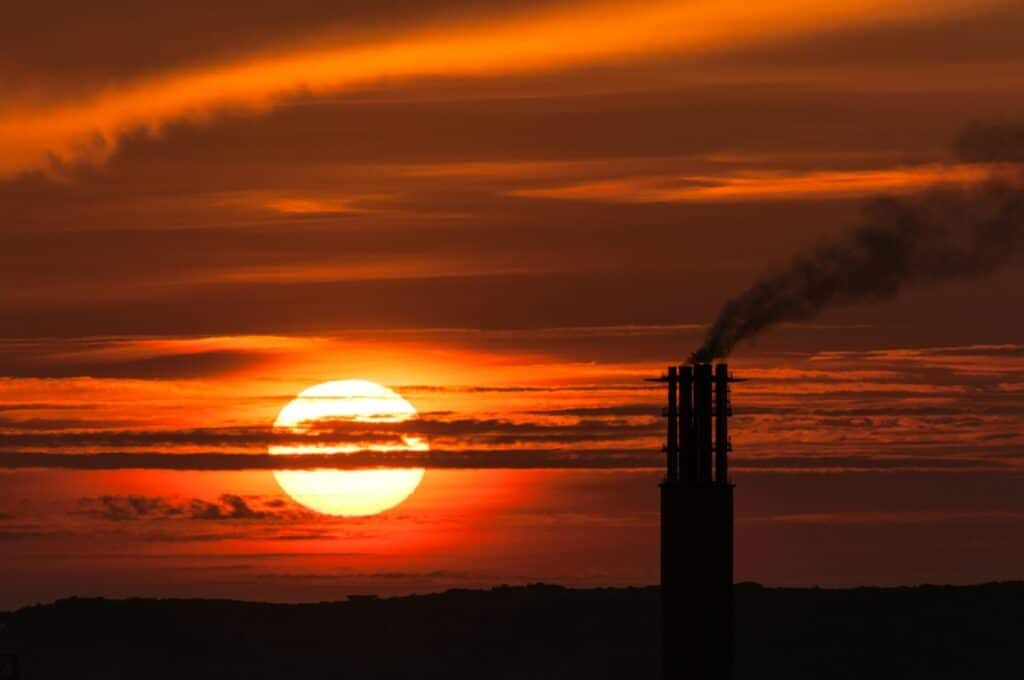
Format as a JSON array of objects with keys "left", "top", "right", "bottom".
[{"left": 3, "top": 0, "right": 1024, "bottom": 617}]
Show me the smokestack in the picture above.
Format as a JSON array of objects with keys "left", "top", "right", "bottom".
[
  {"left": 678, "top": 365, "right": 694, "bottom": 485},
  {"left": 715, "top": 363, "right": 730, "bottom": 484},
  {"left": 659, "top": 362, "right": 736, "bottom": 680}
]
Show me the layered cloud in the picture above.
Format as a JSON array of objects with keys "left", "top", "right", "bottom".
[
  {"left": 2, "top": 340, "right": 1022, "bottom": 474},
  {"left": 510, "top": 163, "right": 1004, "bottom": 204},
  {"left": 0, "top": 0, "right": 999, "bottom": 177},
  {"left": 77, "top": 493, "right": 312, "bottom": 522}
]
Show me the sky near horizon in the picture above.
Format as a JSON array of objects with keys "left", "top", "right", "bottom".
[{"left": 3, "top": 0, "right": 1024, "bottom": 609}]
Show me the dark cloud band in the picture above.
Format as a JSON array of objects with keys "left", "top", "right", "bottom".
[{"left": 0, "top": 450, "right": 1016, "bottom": 472}]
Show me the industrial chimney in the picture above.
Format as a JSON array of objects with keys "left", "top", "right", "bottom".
[{"left": 657, "top": 362, "right": 735, "bottom": 680}]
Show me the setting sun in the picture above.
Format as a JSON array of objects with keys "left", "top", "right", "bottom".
[{"left": 270, "top": 379, "right": 427, "bottom": 517}]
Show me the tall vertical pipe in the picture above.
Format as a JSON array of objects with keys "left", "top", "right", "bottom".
[
  {"left": 694, "top": 363, "right": 714, "bottom": 483},
  {"left": 678, "top": 365, "right": 694, "bottom": 485},
  {"left": 715, "top": 363, "right": 730, "bottom": 485},
  {"left": 665, "top": 366, "right": 679, "bottom": 482},
  {"left": 661, "top": 362, "right": 736, "bottom": 680}
]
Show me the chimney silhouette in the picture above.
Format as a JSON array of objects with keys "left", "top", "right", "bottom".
[{"left": 657, "top": 362, "right": 735, "bottom": 680}]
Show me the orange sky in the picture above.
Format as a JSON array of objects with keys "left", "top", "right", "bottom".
[{"left": 2, "top": 0, "right": 1024, "bottom": 609}]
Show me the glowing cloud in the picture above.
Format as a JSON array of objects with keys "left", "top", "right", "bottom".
[
  {"left": 510, "top": 164, "right": 1004, "bottom": 204},
  {"left": 0, "top": 0, "right": 999, "bottom": 177}
]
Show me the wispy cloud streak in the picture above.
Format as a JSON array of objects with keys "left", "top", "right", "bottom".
[
  {"left": 0, "top": 450, "right": 659, "bottom": 471},
  {"left": 0, "top": 0, "right": 993, "bottom": 176},
  {"left": 511, "top": 164, "right": 1002, "bottom": 204},
  {"left": 2, "top": 450, "right": 1019, "bottom": 472}
]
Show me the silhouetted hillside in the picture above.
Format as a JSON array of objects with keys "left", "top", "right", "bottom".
[{"left": 1, "top": 582, "right": 1021, "bottom": 679}]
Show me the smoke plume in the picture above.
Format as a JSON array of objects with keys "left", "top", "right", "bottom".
[{"left": 692, "top": 124, "right": 1024, "bottom": 362}]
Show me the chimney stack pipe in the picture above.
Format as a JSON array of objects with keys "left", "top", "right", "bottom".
[
  {"left": 678, "top": 365, "right": 694, "bottom": 485},
  {"left": 714, "top": 363, "right": 730, "bottom": 484},
  {"left": 694, "top": 363, "right": 714, "bottom": 484},
  {"left": 665, "top": 366, "right": 679, "bottom": 482}
]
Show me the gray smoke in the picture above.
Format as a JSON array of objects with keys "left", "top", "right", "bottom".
[{"left": 691, "top": 125, "right": 1024, "bottom": 362}]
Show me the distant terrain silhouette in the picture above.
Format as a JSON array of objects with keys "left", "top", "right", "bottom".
[{"left": 1, "top": 582, "right": 1021, "bottom": 679}]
